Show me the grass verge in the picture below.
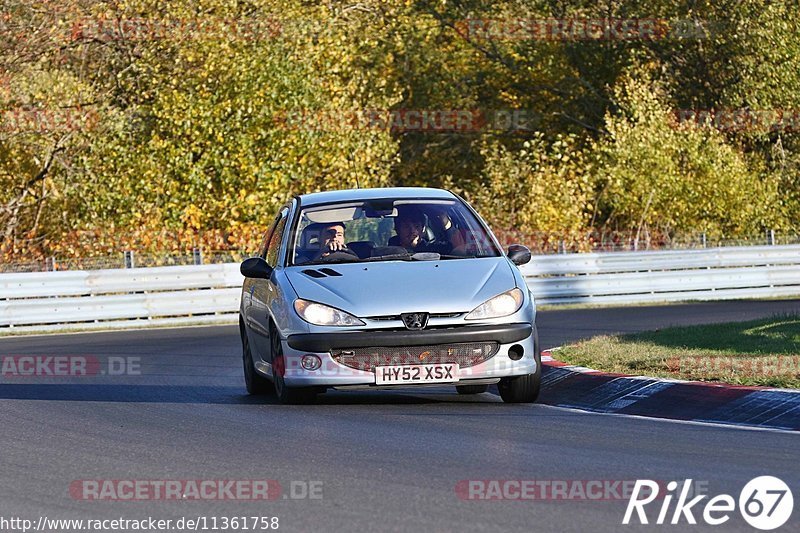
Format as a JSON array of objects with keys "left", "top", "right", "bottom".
[{"left": 556, "top": 314, "right": 800, "bottom": 388}]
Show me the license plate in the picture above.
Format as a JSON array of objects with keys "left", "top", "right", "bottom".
[{"left": 374, "top": 363, "right": 459, "bottom": 385}]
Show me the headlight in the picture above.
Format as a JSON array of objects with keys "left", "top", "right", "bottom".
[
  {"left": 294, "top": 299, "right": 365, "bottom": 326},
  {"left": 465, "top": 288, "right": 524, "bottom": 320}
]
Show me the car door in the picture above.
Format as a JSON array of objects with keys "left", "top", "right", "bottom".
[{"left": 248, "top": 206, "right": 290, "bottom": 363}]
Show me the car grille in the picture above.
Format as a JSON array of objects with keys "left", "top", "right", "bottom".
[
  {"left": 331, "top": 342, "right": 499, "bottom": 372},
  {"left": 365, "top": 312, "right": 463, "bottom": 322}
]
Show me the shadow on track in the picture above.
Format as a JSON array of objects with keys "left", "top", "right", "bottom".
[
  {"left": 0, "top": 384, "right": 260, "bottom": 404},
  {"left": 0, "top": 384, "right": 503, "bottom": 405}
]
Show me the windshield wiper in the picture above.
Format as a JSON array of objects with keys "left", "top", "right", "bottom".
[
  {"left": 300, "top": 252, "right": 361, "bottom": 266},
  {"left": 301, "top": 260, "right": 352, "bottom": 266},
  {"left": 437, "top": 254, "right": 478, "bottom": 259},
  {"left": 365, "top": 252, "right": 445, "bottom": 262},
  {"left": 300, "top": 252, "right": 480, "bottom": 265},
  {"left": 411, "top": 252, "right": 440, "bottom": 261},
  {"left": 299, "top": 252, "right": 419, "bottom": 265},
  {"left": 363, "top": 253, "right": 413, "bottom": 262}
]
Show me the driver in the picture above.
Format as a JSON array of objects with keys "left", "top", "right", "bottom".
[{"left": 313, "top": 222, "right": 357, "bottom": 260}]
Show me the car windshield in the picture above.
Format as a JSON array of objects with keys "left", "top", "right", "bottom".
[{"left": 290, "top": 199, "right": 501, "bottom": 265}]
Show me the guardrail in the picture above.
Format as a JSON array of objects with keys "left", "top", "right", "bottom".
[
  {"left": 0, "top": 264, "right": 243, "bottom": 332},
  {"left": 2, "top": 245, "right": 799, "bottom": 332},
  {"left": 520, "top": 244, "right": 800, "bottom": 305}
]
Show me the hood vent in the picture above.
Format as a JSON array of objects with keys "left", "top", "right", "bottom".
[{"left": 302, "top": 268, "right": 343, "bottom": 278}]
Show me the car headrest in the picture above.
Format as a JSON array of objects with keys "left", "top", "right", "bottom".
[{"left": 347, "top": 241, "right": 376, "bottom": 259}]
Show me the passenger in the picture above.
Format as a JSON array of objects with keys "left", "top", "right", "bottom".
[
  {"left": 429, "top": 206, "right": 466, "bottom": 252},
  {"left": 390, "top": 206, "right": 458, "bottom": 254},
  {"left": 390, "top": 207, "right": 429, "bottom": 252}
]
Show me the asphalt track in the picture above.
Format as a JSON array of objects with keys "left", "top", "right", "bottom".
[{"left": 0, "top": 300, "right": 798, "bottom": 533}]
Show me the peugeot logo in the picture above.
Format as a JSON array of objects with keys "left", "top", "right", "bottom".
[{"left": 401, "top": 312, "right": 429, "bottom": 330}]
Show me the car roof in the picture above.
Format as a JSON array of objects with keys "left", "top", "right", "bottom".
[{"left": 296, "top": 187, "right": 457, "bottom": 207}]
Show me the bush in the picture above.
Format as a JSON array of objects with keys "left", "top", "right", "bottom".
[
  {"left": 461, "top": 133, "right": 595, "bottom": 251},
  {"left": 591, "top": 71, "right": 786, "bottom": 240}
]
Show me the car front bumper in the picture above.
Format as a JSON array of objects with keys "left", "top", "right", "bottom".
[{"left": 279, "top": 323, "right": 538, "bottom": 387}]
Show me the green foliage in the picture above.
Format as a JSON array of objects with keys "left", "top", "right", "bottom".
[
  {"left": 1, "top": 0, "right": 799, "bottom": 261},
  {"left": 591, "top": 70, "right": 785, "bottom": 238},
  {"left": 70, "top": 0, "right": 401, "bottom": 233},
  {"left": 465, "top": 133, "right": 593, "bottom": 242}
]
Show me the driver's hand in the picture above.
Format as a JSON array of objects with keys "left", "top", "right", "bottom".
[
  {"left": 316, "top": 241, "right": 356, "bottom": 260},
  {"left": 325, "top": 240, "right": 345, "bottom": 252}
]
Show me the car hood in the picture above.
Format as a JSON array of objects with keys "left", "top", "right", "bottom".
[{"left": 285, "top": 257, "right": 517, "bottom": 317}]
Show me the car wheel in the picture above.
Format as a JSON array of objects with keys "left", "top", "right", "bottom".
[
  {"left": 498, "top": 371, "right": 540, "bottom": 403},
  {"left": 270, "top": 325, "right": 317, "bottom": 405},
  {"left": 498, "top": 324, "right": 541, "bottom": 404},
  {"left": 241, "top": 321, "right": 271, "bottom": 395},
  {"left": 456, "top": 384, "right": 489, "bottom": 394}
]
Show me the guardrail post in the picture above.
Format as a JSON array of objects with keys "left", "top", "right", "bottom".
[
  {"left": 193, "top": 248, "right": 203, "bottom": 265},
  {"left": 701, "top": 233, "right": 707, "bottom": 248},
  {"left": 45, "top": 257, "right": 56, "bottom": 271},
  {"left": 124, "top": 250, "right": 135, "bottom": 268},
  {"left": 558, "top": 240, "right": 566, "bottom": 254},
  {"left": 767, "top": 229, "right": 775, "bottom": 245}
]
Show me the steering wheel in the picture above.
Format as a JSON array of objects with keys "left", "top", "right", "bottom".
[{"left": 317, "top": 249, "right": 359, "bottom": 263}]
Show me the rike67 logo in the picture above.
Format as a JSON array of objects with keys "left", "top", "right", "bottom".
[{"left": 624, "top": 476, "right": 794, "bottom": 530}]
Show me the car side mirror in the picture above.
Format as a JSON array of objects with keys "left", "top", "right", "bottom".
[
  {"left": 507, "top": 244, "right": 531, "bottom": 266},
  {"left": 240, "top": 257, "right": 273, "bottom": 279}
]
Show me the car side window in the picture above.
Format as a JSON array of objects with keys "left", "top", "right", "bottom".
[
  {"left": 264, "top": 209, "right": 289, "bottom": 267},
  {"left": 257, "top": 229, "right": 272, "bottom": 259},
  {"left": 258, "top": 213, "right": 282, "bottom": 259}
]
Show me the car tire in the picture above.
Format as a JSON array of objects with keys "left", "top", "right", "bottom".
[
  {"left": 456, "top": 384, "right": 489, "bottom": 394},
  {"left": 498, "top": 371, "right": 540, "bottom": 403},
  {"left": 241, "top": 319, "right": 271, "bottom": 395},
  {"left": 498, "top": 324, "right": 541, "bottom": 404},
  {"left": 270, "top": 324, "right": 317, "bottom": 405}
]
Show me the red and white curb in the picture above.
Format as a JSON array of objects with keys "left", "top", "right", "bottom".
[{"left": 537, "top": 350, "right": 800, "bottom": 431}]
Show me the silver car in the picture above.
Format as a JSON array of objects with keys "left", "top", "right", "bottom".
[{"left": 239, "top": 187, "right": 540, "bottom": 404}]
